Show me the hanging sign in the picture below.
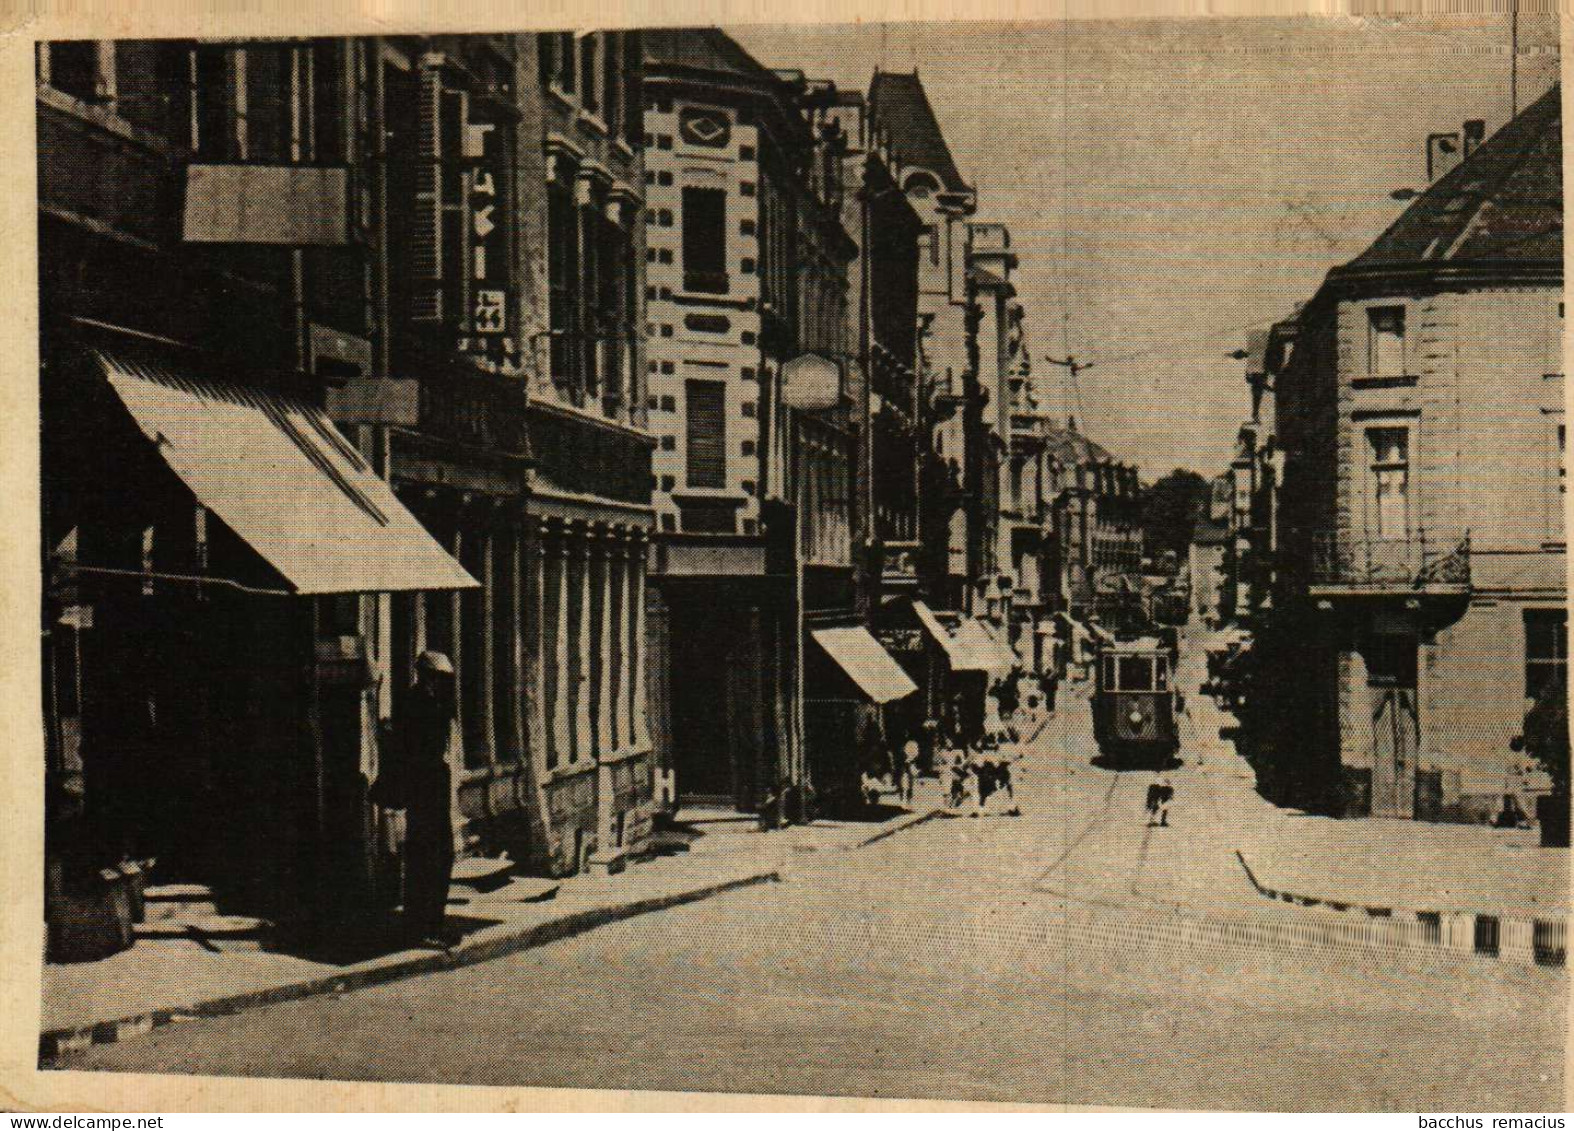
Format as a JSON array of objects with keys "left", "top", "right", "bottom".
[{"left": 457, "top": 112, "right": 517, "bottom": 363}]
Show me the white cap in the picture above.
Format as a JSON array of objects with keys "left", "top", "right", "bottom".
[{"left": 417, "top": 650, "right": 455, "bottom": 675}]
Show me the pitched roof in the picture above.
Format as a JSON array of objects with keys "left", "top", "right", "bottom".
[
  {"left": 1345, "top": 82, "right": 1561, "bottom": 271},
  {"left": 868, "top": 70, "right": 970, "bottom": 195},
  {"left": 1041, "top": 422, "right": 1113, "bottom": 467},
  {"left": 643, "top": 28, "right": 783, "bottom": 90}
]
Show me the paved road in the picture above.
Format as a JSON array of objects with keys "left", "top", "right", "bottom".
[{"left": 57, "top": 634, "right": 1566, "bottom": 1110}]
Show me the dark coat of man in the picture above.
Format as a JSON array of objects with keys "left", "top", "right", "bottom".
[{"left": 395, "top": 655, "right": 457, "bottom": 942}]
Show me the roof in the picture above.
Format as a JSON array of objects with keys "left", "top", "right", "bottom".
[
  {"left": 868, "top": 70, "right": 971, "bottom": 195},
  {"left": 1041, "top": 422, "right": 1114, "bottom": 467},
  {"left": 642, "top": 29, "right": 783, "bottom": 89},
  {"left": 1344, "top": 83, "right": 1561, "bottom": 272}
]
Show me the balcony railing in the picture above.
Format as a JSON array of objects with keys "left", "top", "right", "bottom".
[{"left": 1309, "top": 529, "right": 1471, "bottom": 592}]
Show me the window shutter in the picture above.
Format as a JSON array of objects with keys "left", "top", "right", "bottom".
[
  {"left": 685, "top": 379, "right": 727, "bottom": 488},
  {"left": 411, "top": 57, "right": 444, "bottom": 323}
]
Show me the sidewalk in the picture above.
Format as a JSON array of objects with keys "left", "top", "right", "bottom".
[
  {"left": 40, "top": 795, "right": 940, "bottom": 1060},
  {"left": 1174, "top": 627, "right": 1569, "bottom": 930}
]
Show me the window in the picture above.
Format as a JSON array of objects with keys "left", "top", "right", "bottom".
[
  {"left": 682, "top": 186, "right": 728, "bottom": 294},
  {"left": 1524, "top": 609, "right": 1567, "bottom": 700},
  {"left": 1366, "top": 427, "right": 1409, "bottom": 540},
  {"left": 42, "top": 41, "right": 103, "bottom": 102},
  {"left": 601, "top": 32, "right": 620, "bottom": 131},
  {"left": 620, "top": 33, "right": 642, "bottom": 146},
  {"left": 547, "top": 182, "right": 580, "bottom": 394},
  {"left": 579, "top": 33, "right": 599, "bottom": 116},
  {"left": 685, "top": 379, "right": 727, "bottom": 488},
  {"left": 555, "top": 33, "right": 575, "bottom": 94},
  {"left": 1367, "top": 306, "right": 1406, "bottom": 376},
  {"left": 1117, "top": 656, "right": 1153, "bottom": 692},
  {"left": 537, "top": 32, "right": 558, "bottom": 90},
  {"left": 660, "top": 474, "right": 676, "bottom": 491}
]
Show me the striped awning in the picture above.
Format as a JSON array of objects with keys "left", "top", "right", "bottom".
[{"left": 96, "top": 350, "right": 477, "bottom": 595}]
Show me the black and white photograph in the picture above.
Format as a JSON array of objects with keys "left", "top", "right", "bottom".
[{"left": 11, "top": 2, "right": 1569, "bottom": 1114}]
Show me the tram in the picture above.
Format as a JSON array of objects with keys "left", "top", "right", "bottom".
[{"left": 1091, "top": 635, "right": 1182, "bottom": 766}]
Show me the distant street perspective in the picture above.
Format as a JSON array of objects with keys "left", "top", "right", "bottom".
[
  {"left": 52, "top": 631, "right": 1567, "bottom": 1109},
  {"left": 34, "top": 14, "right": 1565, "bottom": 1112}
]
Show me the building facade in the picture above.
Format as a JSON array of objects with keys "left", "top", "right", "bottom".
[
  {"left": 641, "top": 31, "right": 900, "bottom": 819},
  {"left": 1256, "top": 84, "right": 1564, "bottom": 824},
  {"left": 39, "top": 32, "right": 663, "bottom": 963}
]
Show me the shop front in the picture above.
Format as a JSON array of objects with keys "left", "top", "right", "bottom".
[{"left": 43, "top": 343, "right": 476, "bottom": 960}]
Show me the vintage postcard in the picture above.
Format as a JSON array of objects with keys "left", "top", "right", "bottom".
[{"left": 3, "top": 0, "right": 1568, "bottom": 1115}]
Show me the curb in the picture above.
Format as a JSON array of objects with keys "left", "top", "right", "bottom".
[
  {"left": 846, "top": 807, "right": 944, "bottom": 850},
  {"left": 1235, "top": 851, "right": 1567, "bottom": 968},
  {"left": 787, "top": 807, "right": 944, "bottom": 855},
  {"left": 40, "top": 868, "right": 781, "bottom": 1063}
]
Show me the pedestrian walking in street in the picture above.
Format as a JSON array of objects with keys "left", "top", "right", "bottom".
[
  {"left": 901, "top": 737, "right": 921, "bottom": 804},
  {"left": 973, "top": 739, "right": 998, "bottom": 816},
  {"left": 947, "top": 747, "right": 973, "bottom": 810},
  {"left": 996, "top": 736, "right": 1021, "bottom": 817},
  {"left": 394, "top": 651, "right": 459, "bottom": 948},
  {"left": 1156, "top": 774, "right": 1174, "bottom": 827},
  {"left": 1145, "top": 776, "right": 1162, "bottom": 826},
  {"left": 1040, "top": 668, "right": 1058, "bottom": 717}
]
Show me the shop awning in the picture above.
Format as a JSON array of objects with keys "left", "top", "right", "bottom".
[
  {"left": 910, "top": 601, "right": 1016, "bottom": 676},
  {"left": 952, "top": 618, "right": 1018, "bottom": 677},
  {"left": 810, "top": 627, "right": 918, "bottom": 704},
  {"left": 911, "top": 600, "right": 954, "bottom": 650},
  {"left": 97, "top": 351, "right": 478, "bottom": 595}
]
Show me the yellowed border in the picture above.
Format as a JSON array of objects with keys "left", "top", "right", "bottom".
[{"left": 1, "top": 0, "right": 1569, "bottom": 1114}]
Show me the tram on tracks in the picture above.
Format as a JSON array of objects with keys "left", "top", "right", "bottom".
[{"left": 1091, "top": 634, "right": 1183, "bottom": 767}]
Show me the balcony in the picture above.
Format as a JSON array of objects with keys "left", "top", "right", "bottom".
[{"left": 1309, "top": 530, "right": 1471, "bottom": 595}]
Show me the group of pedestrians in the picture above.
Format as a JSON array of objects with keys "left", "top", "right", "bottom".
[{"left": 941, "top": 738, "right": 1023, "bottom": 817}]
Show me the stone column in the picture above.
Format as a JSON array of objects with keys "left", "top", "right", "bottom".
[
  {"left": 507, "top": 525, "right": 526, "bottom": 764},
  {"left": 631, "top": 531, "right": 650, "bottom": 749},
  {"left": 595, "top": 531, "right": 616, "bottom": 755},
  {"left": 574, "top": 528, "right": 594, "bottom": 765},
  {"left": 524, "top": 521, "right": 549, "bottom": 778},
  {"left": 603, "top": 532, "right": 624, "bottom": 754},
  {"left": 621, "top": 532, "right": 639, "bottom": 751},
  {"left": 478, "top": 525, "right": 496, "bottom": 768},
  {"left": 552, "top": 524, "right": 572, "bottom": 770}
]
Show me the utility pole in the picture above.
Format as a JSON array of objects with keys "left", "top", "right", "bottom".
[
  {"left": 1511, "top": 0, "right": 1519, "bottom": 118},
  {"left": 1043, "top": 354, "right": 1093, "bottom": 432}
]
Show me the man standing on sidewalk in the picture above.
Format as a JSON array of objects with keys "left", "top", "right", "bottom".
[{"left": 397, "top": 651, "right": 459, "bottom": 948}]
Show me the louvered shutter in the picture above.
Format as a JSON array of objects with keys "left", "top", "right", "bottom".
[
  {"left": 686, "top": 379, "right": 727, "bottom": 488},
  {"left": 410, "top": 57, "right": 444, "bottom": 323}
]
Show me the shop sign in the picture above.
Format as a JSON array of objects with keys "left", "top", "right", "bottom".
[{"left": 456, "top": 113, "right": 517, "bottom": 363}]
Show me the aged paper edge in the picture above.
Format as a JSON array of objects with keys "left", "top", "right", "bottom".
[{"left": 1, "top": 0, "right": 1569, "bottom": 1114}]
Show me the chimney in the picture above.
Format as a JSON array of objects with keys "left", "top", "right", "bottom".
[
  {"left": 1462, "top": 119, "right": 1486, "bottom": 157},
  {"left": 1427, "top": 131, "right": 1462, "bottom": 182}
]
